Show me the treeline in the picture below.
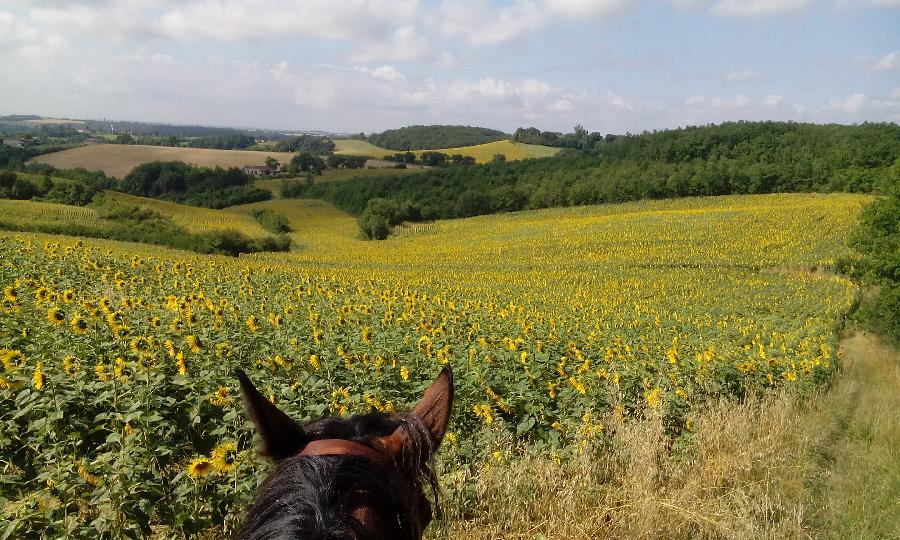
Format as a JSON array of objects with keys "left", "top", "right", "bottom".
[
  {"left": 286, "top": 122, "right": 900, "bottom": 238},
  {"left": 368, "top": 125, "right": 508, "bottom": 150},
  {"left": 82, "top": 120, "right": 274, "bottom": 138},
  {"left": 0, "top": 139, "right": 81, "bottom": 168},
  {"left": 838, "top": 167, "right": 900, "bottom": 341},
  {"left": 273, "top": 135, "right": 335, "bottom": 154},
  {"left": 114, "top": 134, "right": 259, "bottom": 150},
  {"left": 0, "top": 167, "right": 114, "bottom": 206},
  {"left": 512, "top": 125, "right": 609, "bottom": 149},
  {"left": 386, "top": 151, "right": 479, "bottom": 167},
  {"left": 120, "top": 161, "right": 271, "bottom": 208}
]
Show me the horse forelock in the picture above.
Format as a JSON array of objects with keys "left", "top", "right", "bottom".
[{"left": 238, "top": 411, "right": 439, "bottom": 540}]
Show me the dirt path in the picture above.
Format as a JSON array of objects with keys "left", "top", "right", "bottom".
[{"left": 806, "top": 331, "right": 900, "bottom": 538}]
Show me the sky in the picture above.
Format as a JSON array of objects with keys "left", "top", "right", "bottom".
[{"left": 0, "top": 0, "right": 898, "bottom": 134}]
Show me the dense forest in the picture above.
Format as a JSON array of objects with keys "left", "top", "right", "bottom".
[
  {"left": 839, "top": 176, "right": 900, "bottom": 341},
  {"left": 120, "top": 161, "right": 271, "bottom": 208},
  {"left": 288, "top": 122, "right": 900, "bottom": 237},
  {"left": 367, "top": 125, "right": 508, "bottom": 150}
]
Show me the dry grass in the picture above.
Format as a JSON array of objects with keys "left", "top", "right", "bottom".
[
  {"left": 430, "top": 395, "right": 813, "bottom": 539},
  {"left": 427, "top": 331, "right": 900, "bottom": 540},
  {"left": 31, "top": 144, "right": 295, "bottom": 179}
]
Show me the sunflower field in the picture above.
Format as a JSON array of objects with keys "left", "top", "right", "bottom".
[{"left": 0, "top": 193, "right": 870, "bottom": 537}]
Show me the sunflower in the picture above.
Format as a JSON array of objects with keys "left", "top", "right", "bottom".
[
  {"left": 186, "top": 335, "right": 202, "bottom": 353},
  {"left": 210, "top": 386, "right": 230, "bottom": 406},
  {"left": 71, "top": 314, "right": 89, "bottom": 335},
  {"left": 176, "top": 352, "right": 187, "bottom": 376},
  {"left": 46, "top": 306, "right": 65, "bottom": 325},
  {"left": 62, "top": 289, "right": 75, "bottom": 303},
  {"left": 187, "top": 457, "right": 214, "bottom": 479},
  {"left": 33, "top": 362, "right": 44, "bottom": 390},
  {"left": 212, "top": 442, "right": 238, "bottom": 473},
  {"left": 246, "top": 315, "right": 259, "bottom": 332},
  {"left": 2, "top": 349, "right": 26, "bottom": 371}
]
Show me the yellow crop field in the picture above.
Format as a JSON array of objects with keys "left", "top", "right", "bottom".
[
  {"left": 0, "top": 199, "right": 97, "bottom": 226},
  {"left": 102, "top": 192, "right": 271, "bottom": 238},
  {"left": 415, "top": 140, "right": 560, "bottom": 162},
  {"left": 332, "top": 139, "right": 393, "bottom": 157},
  {"left": 31, "top": 145, "right": 296, "bottom": 179},
  {"left": 0, "top": 192, "right": 870, "bottom": 536},
  {"left": 334, "top": 139, "right": 560, "bottom": 162}
]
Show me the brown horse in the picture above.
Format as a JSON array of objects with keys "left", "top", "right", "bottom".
[{"left": 236, "top": 366, "right": 453, "bottom": 540}]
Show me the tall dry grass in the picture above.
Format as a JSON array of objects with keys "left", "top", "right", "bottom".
[
  {"left": 430, "top": 395, "right": 817, "bottom": 539},
  {"left": 429, "top": 331, "right": 899, "bottom": 539}
]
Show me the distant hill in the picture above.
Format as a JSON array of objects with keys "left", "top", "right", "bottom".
[
  {"left": 367, "top": 125, "right": 508, "bottom": 150},
  {"left": 296, "top": 121, "right": 900, "bottom": 228},
  {"left": 0, "top": 115, "right": 42, "bottom": 122}
]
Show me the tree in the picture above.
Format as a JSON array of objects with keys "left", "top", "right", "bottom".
[
  {"left": 287, "top": 153, "right": 325, "bottom": 175},
  {"left": 492, "top": 153, "right": 507, "bottom": 163},
  {"left": 265, "top": 156, "right": 279, "bottom": 170}
]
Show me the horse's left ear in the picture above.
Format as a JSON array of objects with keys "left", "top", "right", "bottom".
[
  {"left": 411, "top": 365, "right": 454, "bottom": 446},
  {"left": 236, "top": 370, "right": 308, "bottom": 460},
  {"left": 382, "top": 366, "right": 453, "bottom": 459}
]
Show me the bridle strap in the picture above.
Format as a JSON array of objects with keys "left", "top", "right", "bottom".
[{"left": 299, "top": 439, "right": 389, "bottom": 466}]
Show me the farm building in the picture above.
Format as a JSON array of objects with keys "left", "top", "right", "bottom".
[{"left": 244, "top": 165, "right": 276, "bottom": 176}]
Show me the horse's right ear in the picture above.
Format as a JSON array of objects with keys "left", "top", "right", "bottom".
[{"left": 236, "top": 370, "right": 308, "bottom": 460}]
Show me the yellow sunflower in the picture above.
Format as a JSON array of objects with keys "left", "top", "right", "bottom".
[
  {"left": 211, "top": 442, "right": 238, "bottom": 473},
  {"left": 187, "top": 457, "right": 214, "bottom": 479}
]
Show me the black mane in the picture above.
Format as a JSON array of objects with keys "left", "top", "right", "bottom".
[{"left": 238, "top": 412, "right": 439, "bottom": 540}]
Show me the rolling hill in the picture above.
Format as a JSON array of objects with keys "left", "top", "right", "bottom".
[
  {"left": 31, "top": 144, "right": 295, "bottom": 179},
  {"left": 333, "top": 139, "right": 559, "bottom": 163}
]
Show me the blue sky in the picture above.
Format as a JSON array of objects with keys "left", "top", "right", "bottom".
[{"left": 0, "top": 0, "right": 898, "bottom": 134}]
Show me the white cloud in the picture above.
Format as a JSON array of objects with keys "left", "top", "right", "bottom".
[
  {"left": 711, "top": 0, "right": 811, "bottom": 17},
  {"left": 828, "top": 93, "right": 867, "bottom": 113},
  {"left": 157, "top": 0, "right": 420, "bottom": 42},
  {"left": 872, "top": 51, "right": 900, "bottom": 71},
  {"left": 437, "top": 0, "right": 637, "bottom": 46},
  {"left": 763, "top": 94, "right": 784, "bottom": 106},
  {"left": 349, "top": 27, "right": 431, "bottom": 62},
  {"left": 723, "top": 69, "right": 767, "bottom": 82}
]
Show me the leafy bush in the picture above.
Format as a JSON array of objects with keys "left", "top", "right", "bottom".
[
  {"left": 843, "top": 167, "right": 900, "bottom": 340},
  {"left": 120, "top": 161, "right": 272, "bottom": 208},
  {"left": 0, "top": 167, "right": 112, "bottom": 206},
  {"left": 357, "top": 198, "right": 422, "bottom": 239},
  {"left": 251, "top": 209, "right": 291, "bottom": 234}
]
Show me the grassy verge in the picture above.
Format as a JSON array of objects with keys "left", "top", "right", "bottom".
[{"left": 427, "top": 330, "right": 899, "bottom": 539}]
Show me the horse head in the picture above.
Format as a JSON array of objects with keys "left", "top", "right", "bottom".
[{"left": 236, "top": 366, "right": 453, "bottom": 540}]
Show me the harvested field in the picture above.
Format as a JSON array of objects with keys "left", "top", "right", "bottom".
[{"left": 31, "top": 144, "right": 295, "bottom": 179}]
